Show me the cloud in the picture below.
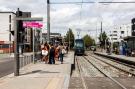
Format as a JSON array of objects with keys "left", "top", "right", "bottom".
[
  {"left": 51, "top": 5, "right": 80, "bottom": 22},
  {"left": 0, "top": 0, "right": 135, "bottom": 39},
  {"left": 0, "top": 6, "right": 11, "bottom": 11}
]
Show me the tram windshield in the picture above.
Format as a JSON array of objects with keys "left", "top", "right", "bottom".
[{"left": 75, "top": 42, "right": 84, "bottom": 48}]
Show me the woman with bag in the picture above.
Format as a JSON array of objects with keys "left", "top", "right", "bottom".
[
  {"left": 42, "top": 43, "right": 49, "bottom": 64},
  {"left": 59, "top": 43, "right": 65, "bottom": 64}
]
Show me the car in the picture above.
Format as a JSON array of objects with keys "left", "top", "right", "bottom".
[{"left": 90, "top": 46, "right": 96, "bottom": 51}]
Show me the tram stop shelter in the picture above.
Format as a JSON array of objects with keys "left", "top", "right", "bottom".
[{"left": 124, "top": 36, "right": 135, "bottom": 56}]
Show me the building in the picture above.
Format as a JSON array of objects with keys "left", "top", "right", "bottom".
[
  {"left": 123, "top": 18, "right": 135, "bottom": 55},
  {"left": 132, "top": 18, "right": 135, "bottom": 36},
  {"left": 108, "top": 24, "right": 131, "bottom": 43},
  {"left": 0, "top": 11, "right": 32, "bottom": 53},
  {"left": 42, "top": 33, "right": 63, "bottom": 44},
  {"left": 0, "top": 12, "right": 16, "bottom": 53}
]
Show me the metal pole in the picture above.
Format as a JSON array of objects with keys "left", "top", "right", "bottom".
[
  {"left": 69, "top": 29, "right": 70, "bottom": 50},
  {"left": 14, "top": 18, "right": 20, "bottom": 76},
  {"left": 101, "top": 21, "right": 103, "bottom": 52},
  {"left": 47, "top": 0, "right": 50, "bottom": 42},
  {"left": 105, "top": 38, "right": 106, "bottom": 50},
  {"left": 101, "top": 21, "right": 103, "bottom": 41},
  {"left": 96, "top": 24, "right": 97, "bottom": 44},
  {"left": 9, "top": 22, "right": 11, "bottom": 55},
  {"left": 33, "top": 29, "right": 35, "bottom": 63}
]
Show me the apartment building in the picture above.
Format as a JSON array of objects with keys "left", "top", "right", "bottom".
[
  {"left": 0, "top": 12, "right": 16, "bottom": 53},
  {"left": 0, "top": 11, "right": 32, "bottom": 53},
  {"left": 109, "top": 24, "right": 131, "bottom": 42}
]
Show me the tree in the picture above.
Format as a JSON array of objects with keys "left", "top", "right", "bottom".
[
  {"left": 83, "top": 34, "right": 95, "bottom": 48},
  {"left": 65, "top": 28, "right": 75, "bottom": 49},
  {"left": 98, "top": 31, "right": 108, "bottom": 48}
]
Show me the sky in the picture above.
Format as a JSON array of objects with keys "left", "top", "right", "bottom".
[{"left": 0, "top": 0, "right": 135, "bottom": 39}]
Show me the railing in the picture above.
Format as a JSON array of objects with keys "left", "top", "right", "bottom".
[{"left": 19, "top": 51, "right": 41, "bottom": 68}]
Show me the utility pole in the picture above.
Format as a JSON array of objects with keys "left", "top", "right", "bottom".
[
  {"left": 69, "top": 29, "right": 70, "bottom": 50},
  {"left": 47, "top": 0, "right": 50, "bottom": 43},
  {"left": 101, "top": 21, "right": 103, "bottom": 41},
  {"left": 14, "top": 8, "right": 22, "bottom": 76},
  {"left": 33, "top": 29, "right": 35, "bottom": 63},
  {"left": 9, "top": 15, "right": 11, "bottom": 55},
  {"left": 96, "top": 24, "right": 97, "bottom": 44},
  {"left": 101, "top": 21, "right": 103, "bottom": 52}
]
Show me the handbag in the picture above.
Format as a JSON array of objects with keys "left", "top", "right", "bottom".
[
  {"left": 42, "top": 50, "right": 48, "bottom": 56},
  {"left": 62, "top": 49, "right": 66, "bottom": 54}
]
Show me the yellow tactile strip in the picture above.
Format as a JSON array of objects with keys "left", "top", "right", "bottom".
[{"left": 45, "top": 77, "right": 65, "bottom": 89}]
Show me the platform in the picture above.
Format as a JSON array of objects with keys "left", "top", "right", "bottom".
[
  {"left": 95, "top": 52, "right": 135, "bottom": 65},
  {"left": 0, "top": 52, "right": 74, "bottom": 89}
]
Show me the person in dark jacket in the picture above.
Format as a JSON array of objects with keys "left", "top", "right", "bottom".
[{"left": 48, "top": 43, "right": 55, "bottom": 64}]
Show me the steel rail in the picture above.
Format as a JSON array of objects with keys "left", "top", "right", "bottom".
[
  {"left": 76, "top": 56, "right": 88, "bottom": 89},
  {"left": 88, "top": 53, "right": 135, "bottom": 77},
  {"left": 94, "top": 52, "right": 135, "bottom": 69},
  {"left": 83, "top": 56, "right": 128, "bottom": 89}
]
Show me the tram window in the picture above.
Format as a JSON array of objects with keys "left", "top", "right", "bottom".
[{"left": 75, "top": 43, "right": 83, "bottom": 47}]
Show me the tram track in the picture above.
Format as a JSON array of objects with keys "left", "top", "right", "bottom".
[
  {"left": 75, "top": 56, "right": 88, "bottom": 89},
  {"left": 83, "top": 55, "right": 129, "bottom": 89},
  {"left": 69, "top": 52, "right": 135, "bottom": 89},
  {"left": 87, "top": 52, "right": 135, "bottom": 77}
]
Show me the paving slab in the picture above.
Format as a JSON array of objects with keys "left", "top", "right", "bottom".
[{"left": 0, "top": 52, "right": 74, "bottom": 89}]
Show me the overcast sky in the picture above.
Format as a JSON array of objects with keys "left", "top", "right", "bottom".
[{"left": 0, "top": 0, "right": 135, "bottom": 39}]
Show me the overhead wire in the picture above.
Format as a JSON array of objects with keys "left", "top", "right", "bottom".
[
  {"left": 50, "top": 1, "right": 135, "bottom": 4},
  {"left": 49, "top": 0, "right": 135, "bottom": 38},
  {"left": 50, "top": 1, "right": 94, "bottom": 4}
]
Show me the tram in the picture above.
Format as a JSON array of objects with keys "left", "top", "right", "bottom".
[{"left": 74, "top": 39, "right": 85, "bottom": 55}]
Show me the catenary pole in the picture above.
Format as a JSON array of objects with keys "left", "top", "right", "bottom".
[
  {"left": 69, "top": 29, "right": 70, "bottom": 50},
  {"left": 47, "top": 0, "right": 50, "bottom": 43},
  {"left": 101, "top": 21, "right": 103, "bottom": 52}
]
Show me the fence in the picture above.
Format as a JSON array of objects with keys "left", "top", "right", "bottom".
[{"left": 19, "top": 52, "right": 41, "bottom": 68}]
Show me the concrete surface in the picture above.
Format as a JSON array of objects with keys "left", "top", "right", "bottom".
[
  {"left": 95, "top": 52, "right": 135, "bottom": 64},
  {"left": 0, "top": 52, "right": 74, "bottom": 89}
]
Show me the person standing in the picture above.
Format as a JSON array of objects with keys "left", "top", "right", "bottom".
[
  {"left": 59, "top": 43, "right": 65, "bottom": 64},
  {"left": 55, "top": 45, "right": 60, "bottom": 61},
  {"left": 42, "top": 42, "right": 49, "bottom": 63},
  {"left": 49, "top": 43, "right": 55, "bottom": 64},
  {"left": 41, "top": 43, "right": 44, "bottom": 61},
  {"left": 66, "top": 45, "right": 69, "bottom": 54}
]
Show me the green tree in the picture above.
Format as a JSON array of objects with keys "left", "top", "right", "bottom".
[
  {"left": 65, "top": 28, "right": 75, "bottom": 49},
  {"left": 98, "top": 31, "right": 108, "bottom": 48},
  {"left": 83, "top": 34, "right": 95, "bottom": 48}
]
